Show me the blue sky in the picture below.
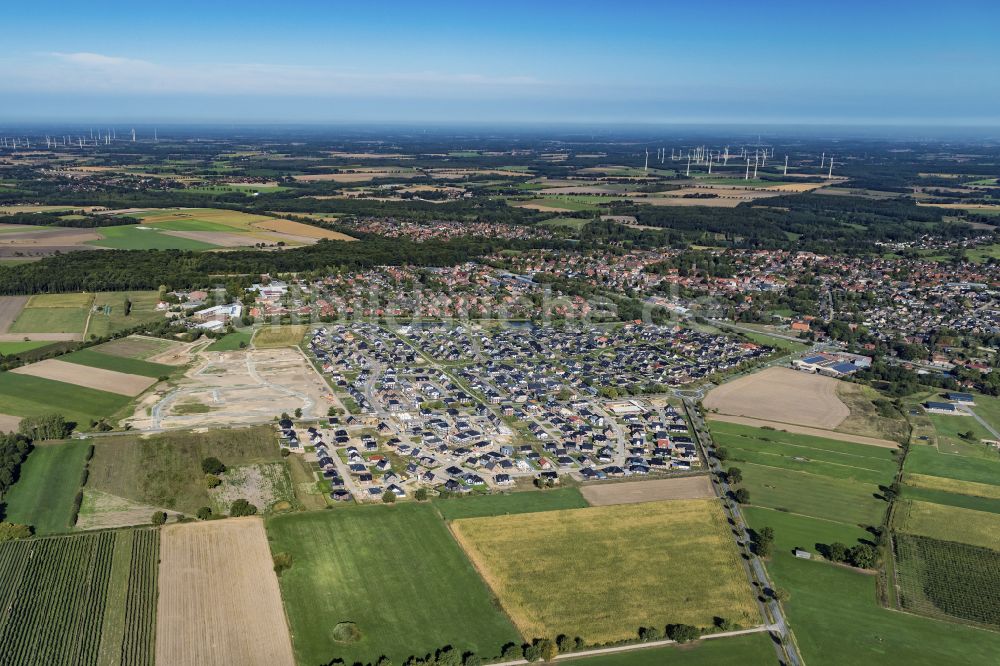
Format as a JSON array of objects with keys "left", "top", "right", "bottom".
[{"left": 1, "top": 1, "right": 998, "bottom": 125}]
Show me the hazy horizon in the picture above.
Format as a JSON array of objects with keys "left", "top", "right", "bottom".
[{"left": 2, "top": 1, "right": 999, "bottom": 127}]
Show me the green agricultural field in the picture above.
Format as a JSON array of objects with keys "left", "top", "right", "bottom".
[
  {"left": 86, "top": 426, "right": 282, "bottom": 515},
  {"left": 519, "top": 197, "right": 601, "bottom": 212},
  {"left": 903, "top": 472, "right": 1000, "bottom": 500},
  {"left": 568, "top": 632, "right": 776, "bottom": 665},
  {"left": 735, "top": 328, "right": 811, "bottom": 353},
  {"left": 185, "top": 183, "right": 289, "bottom": 196},
  {"left": 253, "top": 324, "right": 308, "bottom": 348},
  {"left": 0, "top": 340, "right": 54, "bottom": 355},
  {"left": 894, "top": 533, "right": 1000, "bottom": 628},
  {"left": 926, "top": 413, "right": 993, "bottom": 453},
  {"left": 205, "top": 330, "right": 253, "bottom": 351},
  {"left": 739, "top": 463, "right": 885, "bottom": 526},
  {"left": 87, "top": 225, "right": 219, "bottom": 250},
  {"left": 60, "top": 348, "right": 175, "bottom": 378},
  {"left": 741, "top": 506, "right": 872, "bottom": 558},
  {"left": 93, "top": 335, "right": 176, "bottom": 360},
  {"left": 84, "top": 291, "right": 165, "bottom": 339},
  {"left": 895, "top": 499, "right": 1000, "bottom": 550},
  {"left": 0, "top": 372, "right": 132, "bottom": 426},
  {"left": 451, "top": 500, "right": 758, "bottom": 645},
  {"left": 433, "top": 487, "right": 588, "bottom": 520},
  {"left": 266, "top": 504, "right": 520, "bottom": 666},
  {"left": 538, "top": 216, "right": 592, "bottom": 230},
  {"left": 752, "top": 528, "right": 1000, "bottom": 665},
  {"left": 712, "top": 421, "right": 897, "bottom": 486},
  {"left": 905, "top": 442, "right": 1000, "bottom": 485},
  {"left": 8, "top": 307, "right": 88, "bottom": 334},
  {"left": 1, "top": 440, "right": 90, "bottom": 534},
  {"left": 26, "top": 293, "right": 94, "bottom": 308},
  {"left": 899, "top": 484, "right": 1000, "bottom": 514},
  {"left": 0, "top": 529, "right": 159, "bottom": 666}
]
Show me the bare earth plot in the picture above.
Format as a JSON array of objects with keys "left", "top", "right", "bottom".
[
  {"left": 704, "top": 366, "right": 849, "bottom": 429},
  {"left": 11, "top": 358, "right": 156, "bottom": 396},
  {"left": 581, "top": 476, "right": 714, "bottom": 506},
  {"left": 0, "top": 413, "right": 21, "bottom": 432},
  {"left": 708, "top": 414, "right": 899, "bottom": 448},
  {"left": 130, "top": 348, "right": 336, "bottom": 430},
  {"left": 0, "top": 295, "right": 27, "bottom": 332},
  {"left": 156, "top": 518, "right": 294, "bottom": 666}
]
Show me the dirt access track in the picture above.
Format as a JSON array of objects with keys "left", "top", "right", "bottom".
[
  {"left": 0, "top": 296, "right": 27, "bottom": 332},
  {"left": 581, "top": 476, "right": 714, "bottom": 506},
  {"left": 130, "top": 346, "right": 339, "bottom": 430},
  {"left": 704, "top": 366, "right": 849, "bottom": 429},
  {"left": 156, "top": 517, "right": 294, "bottom": 666}
]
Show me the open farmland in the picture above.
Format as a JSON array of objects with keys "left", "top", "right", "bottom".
[
  {"left": 93, "top": 335, "right": 186, "bottom": 361},
  {"left": 6, "top": 292, "right": 93, "bottom": 338},
  {"left": 252, "top": 324, "right": 309, "bottom": 348},
  {"left": 704, "top": 367, "right": 849, "bottom": 429},
  {"left": 580, "top": 475, "right": 714, "bottom": 506},
  {"left": 0, "top": 372, "right": 132, "bottom": 426},
  {"left": 903, "top": 472, "right": 1000, "bottom": 500},
  {"left": 1, "top": 440, "right": 90, "bottom": 534},
  {"left": 895, "top": 499, "right": 1000, "bottom": 550},
  {"left": 86, "top": 426, "right": 281, "bottom": 515},
  {"left": 11, "top": 358, "right": 156, "bottom": 396},
  {"left": 130, "top": 347, "right": 334, "bottom": 429},
  {"left": 156, "top": 518, "right": 294, "bottom": 666},
  {"left": 0, "top": 529, "right": 159, "bottom": 666},
  {"left": 60, "top": 348, "right": 175, "bottom": 378},
  {"left": 266, "top": 504, "right": 520, "bottom": 665},
  {"left": 894, "top": 533, "right": 1000, "bottom": 628},
  {"left": 451, "top": 500, "right": 758, "bottom": 644},
  {"left": 0, "top": 295, "right": 27, "bottom": 331},
  {"left": 433, "top": 486, "right": 588, "bottom": 520},
  {"left": 83, "top": 291, "right": 165, "bottom": 339}
]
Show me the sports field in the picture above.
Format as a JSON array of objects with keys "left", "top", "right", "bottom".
[
  {"left": 433, "top": 486, "right": 588, "bottom": 520},
  {"left": 266, "top": 504, "right": 520, "bottom": 665},
  {"left": 0, "top": 529, "right": 159, "bottom": 666},
  {"left": 1, "top": 440, "right": 90, "bottom": 533},
  {"left": 451, "top": 500, "right": 758, "bottom": 644},
  {"left": 156, "top": 518, "right": 294, "bottom": 666}
]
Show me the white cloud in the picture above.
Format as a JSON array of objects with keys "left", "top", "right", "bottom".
[{"left": 4, "top": 52, "right": 544, "bottom": 98}]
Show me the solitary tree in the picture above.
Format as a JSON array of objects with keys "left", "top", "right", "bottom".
[
  {"left": 382, "top": 490, "right": 397, "bottom": 504},
  {"left": 151, "top": 511, "right": 167, "bottom": 526},
  {"left": 734, "top": 487, "right": 751, "bottom": 504},
  {"left": 196, "top": 506, "right": 213, "bottom": 520},
  {"left": 201, "top": 456, "right": 226, "bottom": 475},
  {"left": 230, "top": 499, "right": 258, "bottom": 517},
  {"left": 726, "top": 466, "right": 743, "bottom": 484},
  {"left": 414, "top": 488, "right": 429, "bottom": 502}
]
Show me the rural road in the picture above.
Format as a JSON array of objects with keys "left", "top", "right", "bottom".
[{"left": 684, "top": 398, "right": 804, "bottom": 666}]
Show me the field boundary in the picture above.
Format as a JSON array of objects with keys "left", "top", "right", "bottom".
[{"left": 708, "top": 414, "right": 899, "bottom": 448}]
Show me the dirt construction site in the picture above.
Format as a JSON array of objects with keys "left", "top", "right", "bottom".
[{"left": 128, "top": 346, "right": 340, "bottom": 430}]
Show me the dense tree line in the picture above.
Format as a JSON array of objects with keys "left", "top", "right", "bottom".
[
  {"left": 0, "top": 212, "right": 138, "bottom": 228},
  {"left": 0, "top": 432, "right": 32, "bottom": 498}
]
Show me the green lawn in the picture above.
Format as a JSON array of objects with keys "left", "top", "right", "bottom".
[
  {"left": 905, "top": 443, "right": 1000, "bottom": 486},
  {"left": 433, "top": 487, "right": 588, "bottom": 520},
  {"left": 736, "top": 329, "right": 810, "bottom": 353},
  {"left": 266, "top": 504, "right": 521, "bottom": 666},
  {"left": 87, "top": 225, "right": 219, "bottom": 250},
  {"left": 205, "top": 331, "right": 253, "bottom": 351},
  {"left": 900, "top": 484, "right": 1000, "bottom": 514},
  {"left": 742, "top": 506, "right": 871, "bottom": 556},
  {"left": 0, "top": 341, "right": 54, "bottom": 355},
  {"left": 566, "top": 632, "right": 776, "bottom": 665},
  {"left": 1, "top": 440, "right": 89, "bottom": 533},
  {"left": 0, "top": 373, "right": 131, "bottom": 426},
  {"left": 8, "top": 307, "right": 87, "bottom": 334},
  {"left": 60, "top": 348, "right": 175, "bottom": 378}
]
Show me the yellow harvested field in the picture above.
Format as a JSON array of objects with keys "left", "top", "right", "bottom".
[
  {"left": 904, "top": 473, "right": 1000, "bottom": 500},
  {"left": 253, "top": 325, "right": 309, "bottom": 348},
  {"left": 451, "top": 500, "right": 757, "bottom": 643},
  {"left": 581, "top": 476, "right": 714, "bottom": 505},
  {"left": 253, "top": 217, "right": 356, "bottom": 241},
  {"left": 156, "top": 518, "right": 295, "bottom": 666},
  {"left": 11, "top": 358, "right": 155, "bottom": 396},
  {"left": 708, "top": 414, "right": 898, "bottom": 448},
  {"left": 704, "top": 366, "right": 849, "bottom": 430},
  {"left": 895, "top": 500, "right": 1000, "bottom": 550}
]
